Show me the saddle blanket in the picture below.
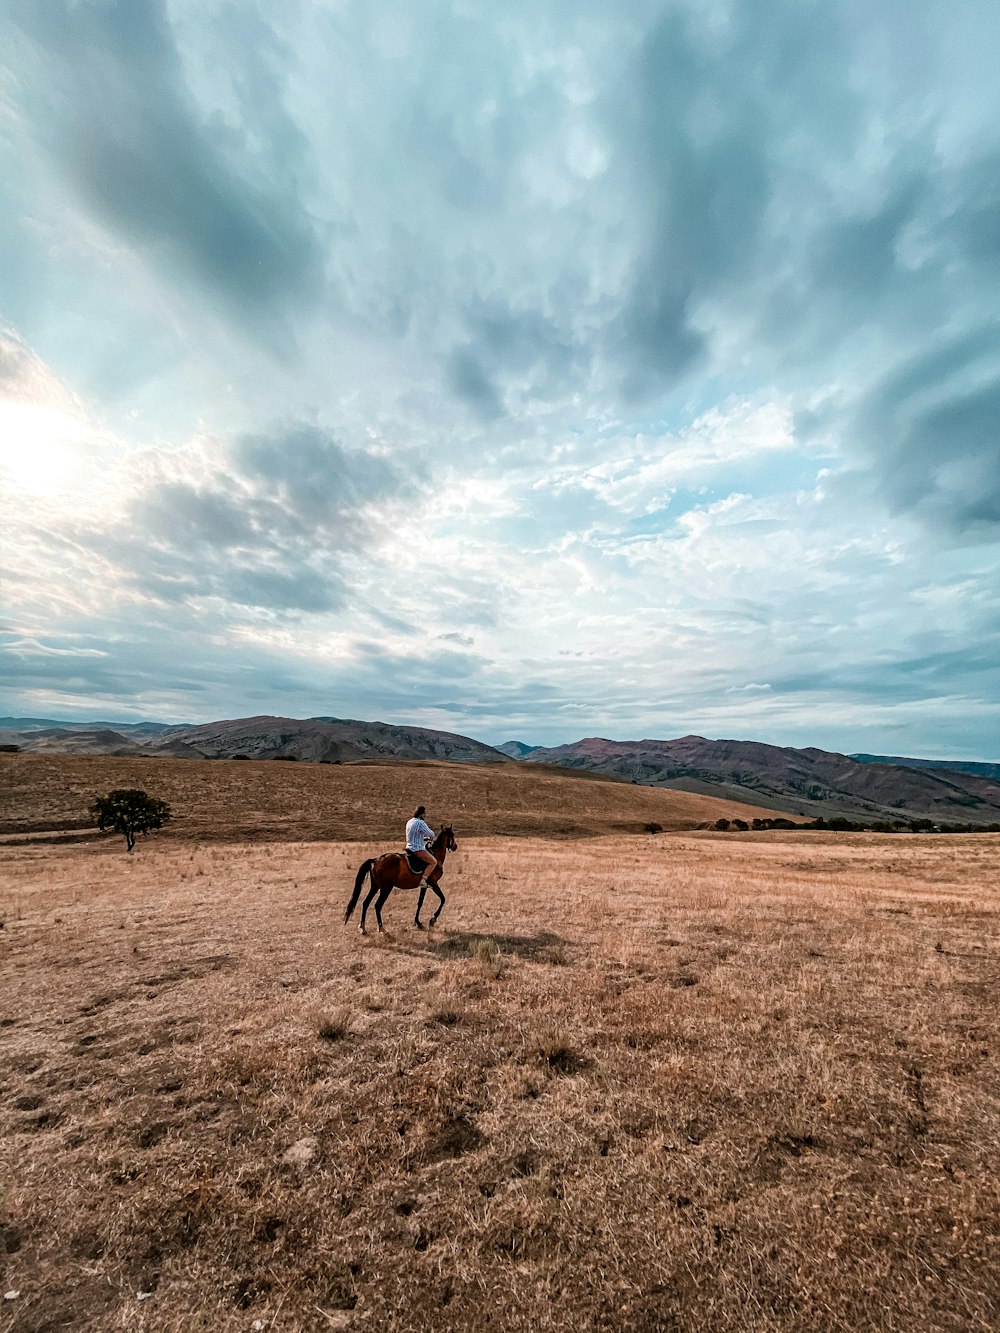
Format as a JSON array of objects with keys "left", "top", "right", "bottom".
[{"left": 405, "top": 850, "right": 431, "bottom": 875}]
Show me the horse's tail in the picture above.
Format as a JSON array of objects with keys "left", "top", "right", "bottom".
[{"left": 344, "top": 858, "right": 375, "bottom": 924}]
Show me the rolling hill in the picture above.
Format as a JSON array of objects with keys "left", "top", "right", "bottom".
[{"left": 0, "top": 752, "right": 788, "bottom": 842}]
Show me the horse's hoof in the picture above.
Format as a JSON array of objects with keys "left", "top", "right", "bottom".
[
  {"left": 414, "top": 921, "right": 424, "bottom": 931},
  {"left": 359, "top": 925, "right": 367, "bottom": 936}
]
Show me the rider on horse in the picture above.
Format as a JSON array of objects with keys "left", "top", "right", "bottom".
[
  {"left": 405, "top": 805, "right": 437, "bottom": 886},
  {"left": 345, "top": 817, "right": 458, "bottom": 934}
]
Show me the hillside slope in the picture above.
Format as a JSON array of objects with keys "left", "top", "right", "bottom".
[
  {"left": 171, "top": 715, "right": 509, "bottom": 764},
  {"left": 0, "top": 753, "right": 788, "bottom": 842},
  {"left": 521, "top": 735, "right": 1000, "bottom": 827}
]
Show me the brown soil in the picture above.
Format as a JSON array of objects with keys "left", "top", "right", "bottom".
[{"left": 1, "top": 816, "right": 999, "bottom": 1330}]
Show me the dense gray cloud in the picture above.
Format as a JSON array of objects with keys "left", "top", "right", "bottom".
[
  {"left": 235, "top": 425, "right": 399, "bottom": 527},
  {"left": 5, "top": 0, "right": 323, "bottom": 349},
  {"left": 857, "top": 329, "right": 1000, "bottom": 535},
  {"left": 611, "top": 5, "right": 779, "bottom": 389}
]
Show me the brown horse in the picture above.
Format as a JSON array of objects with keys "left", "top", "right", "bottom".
[{"left": 345, "top": 826, "right": 458, "bottom": 935}]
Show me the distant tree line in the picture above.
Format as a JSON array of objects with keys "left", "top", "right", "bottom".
[{"left": 713, "top": 815, "right": 1000, "bottom": 834}]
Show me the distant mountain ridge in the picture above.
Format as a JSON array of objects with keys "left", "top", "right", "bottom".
[
  {"left": 496, "top": 741, "right": 542, "bottom": 759},
  {"left": 514, "top": 734, "right": 1000, "bottom": 828},
  {"left": 852, "top": 753, "right": 1000, "bottom": 783},
  {"left": 0, "top": 716, "right": 179, "bottom": 737},
  {"left": 0, "top": 715, "right": 509, "bottom": 766}
]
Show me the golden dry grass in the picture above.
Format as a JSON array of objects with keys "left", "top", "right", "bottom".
[
  {"left": 0, "top": 754, "right": 788, "bottom": 844},
  {"left": 2, "top": 824, "right": 999, "bottom": 1331}
]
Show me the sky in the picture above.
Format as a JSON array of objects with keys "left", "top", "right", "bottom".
[{"left": 2, "top": 0, "right": 1000, "bottom": 757}]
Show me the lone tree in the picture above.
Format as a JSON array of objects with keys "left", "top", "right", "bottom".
[{"left": 92, "top": 789, "right": 171, "bottom": 852}]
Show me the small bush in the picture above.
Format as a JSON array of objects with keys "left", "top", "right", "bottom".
[{"left": 644, "top": 822, "right": 663, "bottom": 834}]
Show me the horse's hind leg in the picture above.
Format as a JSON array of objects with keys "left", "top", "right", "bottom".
[
  {"left": 374, "top": 887, "right": 392, "bottom": 934},
  {"left": 360, "top": 881, "right": 381, "bottom": 935},
  {"left": 414, "top": 884, "right": 428, "bottom": 929},
  {"left": 429, "top": 885, "right": 446, "bottom": 927}
]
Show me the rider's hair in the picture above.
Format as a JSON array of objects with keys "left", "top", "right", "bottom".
[{"left": 414, "top": 805, "right": 426, "bottom": 818}]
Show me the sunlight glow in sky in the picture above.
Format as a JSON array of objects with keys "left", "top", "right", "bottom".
[{"left": 2, "top": 0, "right": 1000, "bottom": 756}]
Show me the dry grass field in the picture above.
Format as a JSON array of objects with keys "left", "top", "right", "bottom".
[
  {"left": 2, "top": 761, "right": 1000, "bottom": 1331},
  {"left": 0, "top": 754, "right": 787, "bottom": 844}
]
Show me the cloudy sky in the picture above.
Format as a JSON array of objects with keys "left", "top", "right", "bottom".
[{"left": 2, "top": 0, "right": 1000, "bottom": 756}]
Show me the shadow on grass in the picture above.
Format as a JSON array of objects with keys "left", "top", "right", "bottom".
[{"left": 377, "top": 928, "right": 571, "bottom": 963}]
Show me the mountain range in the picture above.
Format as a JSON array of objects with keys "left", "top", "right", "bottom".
[
  {"left": 0, "top": 715, "right": 506, "bottom": 766},
  {"left": 3, "top": 716, "right": 1000, "bottom": 828},
  {"left": 506, "top": 734, "right": 1000, "bottom": 828}
]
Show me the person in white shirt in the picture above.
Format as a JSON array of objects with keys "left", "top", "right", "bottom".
[{"left": 405, "top": 805, "right": 437, "bottom": 884}]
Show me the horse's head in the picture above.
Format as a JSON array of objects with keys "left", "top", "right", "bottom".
[{"left": 441, "top": 825, "right": 458, "bottom": 851}]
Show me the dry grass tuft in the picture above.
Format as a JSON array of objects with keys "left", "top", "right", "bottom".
[
  {"left": 316, "top": 1006, "right": 353, "bottom": 1041},
  {"left": 528, "top": 1018, "right": 580, "bottom": 1074},
  {"left": 468, "top": 935, "right": 504, "bottom": 976},
  {"left": 426, "top": 995, "right": 466, "bottom": 1027},
  {"left": 537, "top": 941, "right": 567, "bottom": 965}
]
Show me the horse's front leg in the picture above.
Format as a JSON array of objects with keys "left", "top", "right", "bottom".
[
  {"left": 414, "top": 882, "right": 428, "bottom": 929},
  {"left": 428, "top": 884, "right": 446, "bottom": 927}
]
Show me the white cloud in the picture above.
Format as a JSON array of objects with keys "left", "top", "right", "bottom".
[{"left": 537, "top": 397, "right": 798, "bottom": 514}]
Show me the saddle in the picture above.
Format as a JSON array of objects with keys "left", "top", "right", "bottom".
[{"left": 405, "top": 850, "right": 431, "bottom": 876}]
